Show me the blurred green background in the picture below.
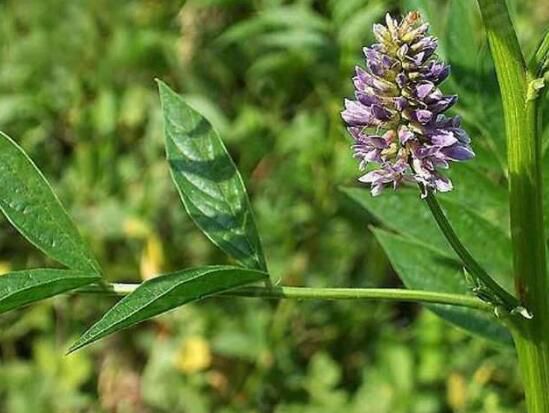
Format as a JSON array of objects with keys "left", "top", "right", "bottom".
[{"left": 0, "top": 0, "right": 546, "bottom": 412}]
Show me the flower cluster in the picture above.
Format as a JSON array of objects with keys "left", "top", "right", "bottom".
[{"left": 342, "top": 12, "right": 474, "bottom": 196}]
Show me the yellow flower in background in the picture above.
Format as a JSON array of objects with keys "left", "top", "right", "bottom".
[{"left": 174, "top": 336, "right": 212, "bottom": 374}]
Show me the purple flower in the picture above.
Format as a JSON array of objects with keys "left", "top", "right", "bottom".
[{"left": 342, "top": 12, "right": 474, "bottom": 197}]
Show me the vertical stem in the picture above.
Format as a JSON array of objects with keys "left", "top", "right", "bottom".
[{"left": 477, "top": 1, "right": 549, "bottom": 411}]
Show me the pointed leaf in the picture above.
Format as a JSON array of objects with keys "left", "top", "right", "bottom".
[
  {"left": 157, "top": 81, "right": 267, "bottom": 271},
  {"left": 0, "top": 269, "right": 100, "bottom": 314},
  {"left": 0, "top": 132, "right": 101, "bottom": 273},
  {"left": 530, "top": 29, "right": 549, "bottom": 76},
  {"left": 69, "top": 266, "right": 267, "bottom": 352},
  {"left": 343, "top": 187, "right": 513, "bottom": 291},
  {"left": 373, "top": 229, "right": 511, "bottom": 345}
]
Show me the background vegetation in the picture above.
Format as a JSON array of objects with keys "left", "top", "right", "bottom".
[{"left": 0, "top": 0, "right": 546, "bottom": 412}]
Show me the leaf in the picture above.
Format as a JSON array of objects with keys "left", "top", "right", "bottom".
[
  {"left": 218, "top": 5, "right": 330, "bottom": 45},
  {"left": 447, "top": 0, "right": 479, "bottom": 74},
  {"left": 343, "top": 187, "right": 514, "bottom": 292},
  {"left": 337, "top": 3, "right": 386, "bottom": 48},
  {"left": 0, "top": 132, "right": 101, "bottom": 274},
  {"left": 0, "top": 269, "right": 100, "bottom": 314},
  {"left": 529, "top": 29, "right": 549, "bottom": 77},
  {"left": 157, "top": 80, "right": 267, "bottom": 271},
  {"left": 69, "top": 266, "right": 268, "bottom": 352},
  {"left": 373, "top": 229, "right": 512, "bottom": 345},
  {"left": 445, "top": 166, "right": 509, "bottom": 231}
]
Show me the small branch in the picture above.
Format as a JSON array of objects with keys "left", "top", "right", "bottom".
[
  {"left": 424, "top": 191, "right": 520, "bottom": 312},
  {"left": 75, "top": 283, "right": 492, "bottom": 312}
]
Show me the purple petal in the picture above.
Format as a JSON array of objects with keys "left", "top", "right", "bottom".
[
  {"left": 442, "top": 144, "right": 475, "bottom": 161},
  {"left": 341, "top": 99, "right": 375, "bottom": 127},
  {"left": 430, "top": 131, "right": 457, "bottom": 147},
  {"left": 371, "top": 104, "right": 393, "bottom": 121},
  {"left": 434, "top": 175, "right": 453, "bottom": 192},
  {"left": 415, "top": 82, "right": 435, "bottom": 99},
  {"left": 396, "top": 73, "right": 407, "bottom": 88},
  {"left": 429, "top": 95, "right": 458, "bottom": 113},
  {"left": 394, "top": 97, "right": 407, "bottom": 111},
  {"left": 356, "top": 91, "right": 380, "bottom": 106},
  {"left": 414, "top": 109, "right": 433, "bottom": 124},
  {"left": 398, "top": 126, "right": 414, "bottom": 144}
]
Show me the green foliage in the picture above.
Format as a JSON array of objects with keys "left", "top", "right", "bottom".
[
  {"left": 0, "top": 0, "right": 546, "bottom": 411},
  {"left": 158, "top": 81, "right": 267, "bottom": 271},
  {"left": 70, "top": 266, "right": 267, "bottom": 352},
  {"left": 0, "top": 269, "right": 99, "bottom": 314},
  {"left": 530, "top": 29, "right": 549, "bottom": 76},
  {"left": 372, "top": 229, "right": 512, "bottom": 345},
  {"left": 447, "top": 0, "right": 479, "bottom": 73},
  {"left": 344, "top": 185, "right": 513, "bottom": 287},
  {"left": 0, "top": 132, "right": 100, "bottom": 273}
]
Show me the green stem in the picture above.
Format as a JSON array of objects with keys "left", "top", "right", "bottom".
[
  {"left": 424, "top": 191, "right": 520, "bottom": 311},
  {"left": 477, "top": 0, "right": 549, "bottom": 412},
  {"left": 76, "top": 283, "right": 492, "bottom": 312}
]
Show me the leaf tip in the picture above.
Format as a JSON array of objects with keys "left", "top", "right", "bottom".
[{"left": 156, "top": 78, "right": 173, "bottom": 97}]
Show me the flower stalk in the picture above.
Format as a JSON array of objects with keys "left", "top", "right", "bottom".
[
  {"left": 423, "top": 191, "right": 521, "bottom": 313},
  {"left": 477, "top": 0, "right": 549, "bottom": 411}
]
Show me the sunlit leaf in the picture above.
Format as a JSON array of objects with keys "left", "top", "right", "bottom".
[{"left": 158, "top": 81, "right": 267, "bottom": 271}]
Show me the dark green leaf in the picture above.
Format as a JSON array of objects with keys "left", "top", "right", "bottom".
[
  {"left": 0, "top": 269, "right": 100, "bottom": 314},
  {"left": 343, "top": 187, "right": 513, "bottom": 292},
  {"left": 445, "top": 166, "right": 509, "bottom": 231},
  {"left": 69, "top": 266, "right": 268, "bottom": 352},
  {"left": 158, "top": 81, "right": 267, "bottom": 271},
  {"left": 0, "top": 132, "right": 101, "bottom": 274},
  {"left": 373, "top": 229, "right": 512, "bottom": 345}
]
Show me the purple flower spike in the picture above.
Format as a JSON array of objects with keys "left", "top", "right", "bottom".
[{"left": 341, "top": 11, "right": 474, "bottom": 196}]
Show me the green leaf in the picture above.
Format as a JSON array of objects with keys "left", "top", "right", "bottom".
[
  {"left": 447, "top": 0, "right": 479, "bottom": 73},
  {"left": 373, "top": 229, "right": 512, "bottom": 345},
  {"left": 218, "top": 5, "right": 330, "bottom": 45},
  {"left": 0, "top": 269, "right": 100, "bottom": 314},
  {"left": 157, "top": 80, "right": 267, "bottom": 271},
  {"left": 343, "top": 187, "right": 513, "bottom": 292},
  {"left": 0, "top": 132, "right": 101, "bottom": 274},
  {"left": 529, "top": 29, "right": 549, "bottom": 77},
  {"left": 69, "top": 266, "right": 268, "bottom": 352}
]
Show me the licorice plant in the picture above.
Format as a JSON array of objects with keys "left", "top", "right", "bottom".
[{"left": 0, "top": 0, "right": 547, "bottom": 411}]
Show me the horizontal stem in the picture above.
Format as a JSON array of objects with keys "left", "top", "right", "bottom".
[{"left": 76, "top": 283, "right": 492, "bottom": 312}]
